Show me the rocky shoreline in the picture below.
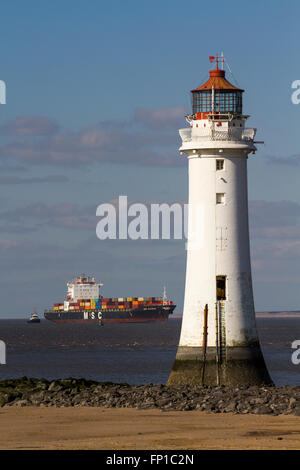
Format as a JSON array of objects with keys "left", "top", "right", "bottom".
[{"left": 1, "top": 378, "right": 300, "bottom": 415}]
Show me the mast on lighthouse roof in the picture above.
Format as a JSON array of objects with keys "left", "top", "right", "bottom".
[
  {"left": 168, "top": 55, "right": 272, "bottom": 386},
  {"left": 189, "top": 55, "right": 244, "bottom": 121}
]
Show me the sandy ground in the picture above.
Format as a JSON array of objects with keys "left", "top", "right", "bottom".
[{"left": 0, "top": 407, "right": 300, "bottom": 450}]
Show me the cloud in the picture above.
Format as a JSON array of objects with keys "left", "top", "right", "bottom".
[
  {"left": 0, "top": 128, "right": 180, "bottom": 167},
  {"left": 266, "top": 154, "right": 300, "bottom": 166},
  {"left": 0, "top": 107, "right": 186, "bottom": 167},
  {"left": 249, "top": 200, "right": 300, "bottom": 230},
  {"left": 0, "top": 202, "right": 97, "bottom": 230},
  {"left": 0, "top": 225, "right": 38, "bottom": 233},
  {"left": 0, "top": 198, "right": 186, "bottom": 232},
  {"left": 134, "top": 106, "right": 187, "bottom": 130},
  {"left": 0, "top": 175, "right": 68, "bottom": 184},
  {"left": 249, "top": 200, "right": 300, "bottom": 281},
  {"left": 0, "top": 239, "right": 21, "bottom": 249},
  {"left": 0, "top": 116, "right": 60, "bottom": 136},
  {"left": 3, "top": 198, "right": 300, "bottom": 241}
]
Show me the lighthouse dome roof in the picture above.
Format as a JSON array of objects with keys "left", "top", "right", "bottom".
[{"left": 191, "top": 68, "right": 244, "bottom": 93}]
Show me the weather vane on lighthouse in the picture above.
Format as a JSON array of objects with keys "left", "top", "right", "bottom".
[
  {"left": 209, "top": 54, "right": 224, "bottom": 69},
  {"left": 168, "top": 55, "right": 272, "bottom": 386}
]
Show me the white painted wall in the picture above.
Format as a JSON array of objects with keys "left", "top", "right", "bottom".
[{"left": 179, "top": 118, "right": 258, "bottom": 348}]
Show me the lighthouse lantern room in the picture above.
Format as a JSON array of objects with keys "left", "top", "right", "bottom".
[{"left": 191, "top": 58, "right": 243, "bottom": 119}]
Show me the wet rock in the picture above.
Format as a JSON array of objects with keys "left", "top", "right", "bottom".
[
  {"left": 0, "top": 378, "right": 300, "bottom": 415},
  {"left": 14, "top": 399, "right": 31, "bottom": 407},
  {"left": 289, "top": 397, "right": 297, "bottom": 408},
  {"left": 293, "top": 406, "right": 300, "bottom": 416},
  {"left": 224, "top": 401, "right": 237, "bottom": 413},
  {"left": 253, "top": 405, "right": 272, "bottom": 415}
]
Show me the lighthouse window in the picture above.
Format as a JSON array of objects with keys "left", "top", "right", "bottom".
[
  {"left": 216, "top": 276, "right": 226, "bottom": 300},
  {"left": 216, "top": 193, "right": 225, "bottom": 204},
  {"left": 192, "top": 90, "right": 242, "bottom": 114},
  {"left": 192, "top": 91, "right": 211, "bottom": 113},
  {"left": 216, "top": 159, "right": 224, "bottom": 171}
]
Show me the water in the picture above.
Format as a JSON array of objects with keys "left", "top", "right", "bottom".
[{"left": 0, "top": 317, "right": 299, "bottom": 386}]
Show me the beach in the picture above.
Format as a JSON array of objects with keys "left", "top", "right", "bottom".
[{"left": 1, "top": 407, "right": 300, "bottom": 450}]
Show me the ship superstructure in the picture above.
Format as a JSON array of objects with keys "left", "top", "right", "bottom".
[{"left": 66, "top": 275, "right": 103, "bottom": 304}]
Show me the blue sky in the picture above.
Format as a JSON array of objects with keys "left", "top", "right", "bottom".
[{"left": 0, "top": 0, "right": 300, "bottom": 316}]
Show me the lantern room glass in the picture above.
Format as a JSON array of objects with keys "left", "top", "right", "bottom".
[{"left": 192, "top": 91, "right": 242, "bottom": 115}]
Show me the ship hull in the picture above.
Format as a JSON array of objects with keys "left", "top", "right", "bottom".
[{"left": 44, "top": 305, "right": 176, "bottom": 324}]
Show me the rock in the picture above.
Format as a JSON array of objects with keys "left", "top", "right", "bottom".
[
  {"left": 0, "top": 394, "right": 9, "bottom": 407},
  {"left": 14, "top": 399, "right": 30, "bottom": 407},
  {"left": 254, "top": 406, "right": 272, "bottom": 415},
  {"left": 48, "top": 381, "right": 62, "bottom": 392},
  {"left": 293, "top": 406, "right": 300, "bottom": 416},
  {"left": 156, "top": 398, "right": 172, "bottom": 407},
  {"left": 289, "top": 397, "right": 297, "bottom": 409},
  {"left": 251, "top": 397, "right": 265, "bottom": 405},
  {"left": 224, "top": 401, "right": 237, "bottom": 413},
  {"left": 0, "top": 378, "right": 297, "bottom": 415}
]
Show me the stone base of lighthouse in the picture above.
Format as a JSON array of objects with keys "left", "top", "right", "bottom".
[{"left": 167, "top": 343, "right": 273, "bottom": 386}]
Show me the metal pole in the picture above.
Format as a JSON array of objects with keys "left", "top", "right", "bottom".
[
  {"left": 215, "top": 302, "right": 220, "bottom": 386},
  {"left": 202, "top": 304, "right": 208, "bottom": 384}
]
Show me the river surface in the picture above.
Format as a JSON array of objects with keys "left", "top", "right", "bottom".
[{"left": 0, "top": 317, "right": 299, "bottom": 386}]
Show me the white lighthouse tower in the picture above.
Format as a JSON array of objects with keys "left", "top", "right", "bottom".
[{"left": 168, "top": 56, "right": 272, "bottom": 386}]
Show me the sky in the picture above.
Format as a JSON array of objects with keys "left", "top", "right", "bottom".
[{"left": 0, "top": 0, "right": 299, "bottom": 317}]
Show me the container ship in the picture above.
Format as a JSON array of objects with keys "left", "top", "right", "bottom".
[{"left": 44, "top": 275, "right": 176, "bottom": 323}]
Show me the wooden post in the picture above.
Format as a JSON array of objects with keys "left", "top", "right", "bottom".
[
  {"left": 202, "top": 304, "right": 208, "bottom": 384},
  {"left": 215, "top": 302, "right": 220, "bottom": 386}
]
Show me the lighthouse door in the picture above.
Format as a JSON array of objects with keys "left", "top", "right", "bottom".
[{"left": 216, "top": 276, "right": 226, "bottom": 300}]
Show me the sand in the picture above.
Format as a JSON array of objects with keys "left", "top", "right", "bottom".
[{"left": 0, "top": 407, "right": 300, "bottom": 450}]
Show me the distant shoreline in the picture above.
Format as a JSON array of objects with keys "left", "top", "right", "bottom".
[
  {"left": 256, "top": 312, "right": 300, "bottom": 318},
  {"left": 173, "top": 313, "right": 300, "bottom": 319}
]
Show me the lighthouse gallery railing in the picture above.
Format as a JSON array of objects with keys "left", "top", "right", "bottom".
[{"left": 179, "top": 127, "right": 256, "bottom": 143}]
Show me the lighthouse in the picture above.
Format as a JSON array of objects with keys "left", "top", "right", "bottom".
[{"left": 168, "top": 56, "right": 272, "bottom": 386}]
